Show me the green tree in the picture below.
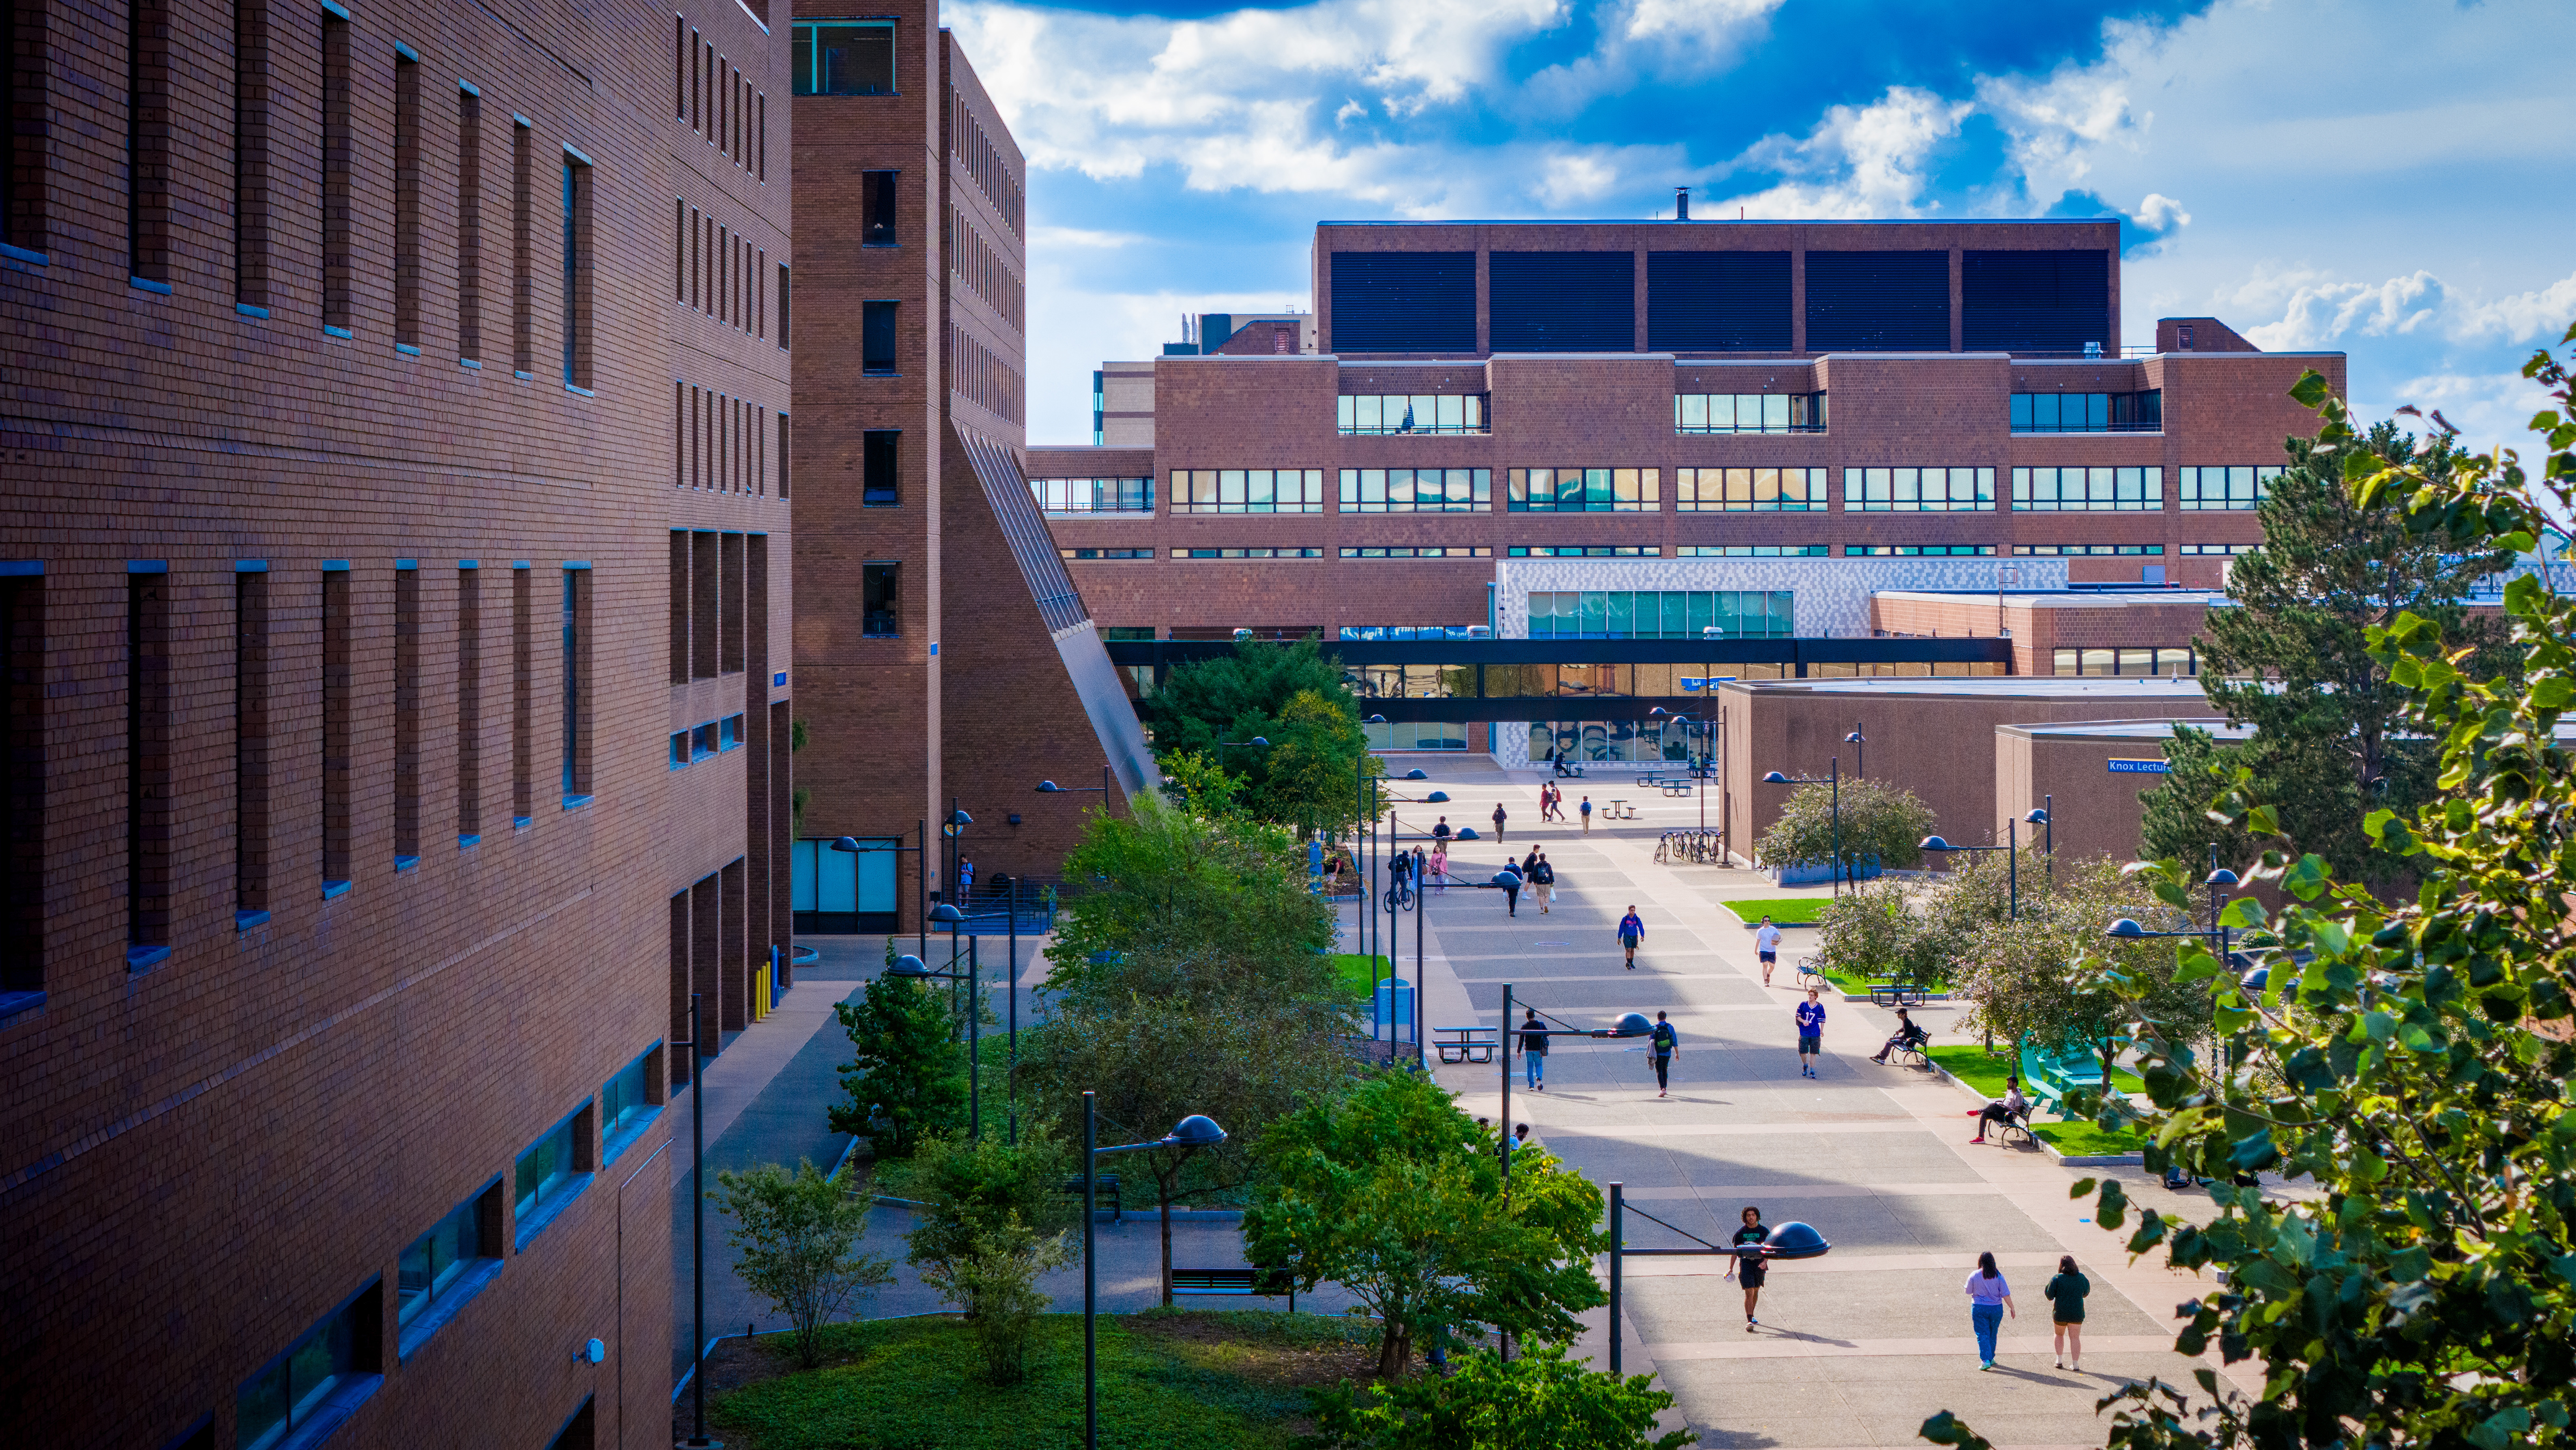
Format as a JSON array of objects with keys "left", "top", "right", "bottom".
[
  {"left": 709, "top": 1159, "right": 894, "bottom": 1368},
  {"left": 1309, "top": 1342, "right": 1694, "bottom": 1450},
  {"left": 1757, "top": 775, "right": 1935, "bottom": 875},
  {"left": 1924, "top": 346, "right": 2576, "bottom": 1450},
  {"left": 828, "top": 970, "right": 968, "bottom": 1158},
  {"left": 1043, "top": 789, "right": 1338, "bottom": 997},
  {"left": 1948, "top": 856, "right": 2208, "bottom": 1085},
  {"left": 1246, "top": 1070, "right": 1609, "bottom": 1380},
  {"left": 2138, "top": 423, "right": 2511, "bottom": 887},
  {"left": 1812, "top": 876, "right": 1957, "bottom": 991},
  {"left": 904, "top": 1132, "right": 1074, "bottom": 1385},
  {"left": 1139, "top": 637, "right": 1378, "bottom": 833}
]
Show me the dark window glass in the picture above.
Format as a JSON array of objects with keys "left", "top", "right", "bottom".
[
  {"left": 515, "top": 1113, "right": 578, "bottom": 1219},
  {"left": 397, "top": 1192, "right": 487, "bottom": 1325},
  {"left": 862, "top": 563, "right": 899, "bottom": 638},
  {"left": 863, "top": 170, "right": 897, "bottom": 246},
  {"left": 863, "top": 430, "right": 899, "bottom": 505},
  {"left": 792, "top": 21, "right": 894, "bottom": 96},
  {"left": 776, "top": 264, "right": 791, "bottom": 349},
  {"left": 862, "top": 300, "right": 897, "bottom": 373}
]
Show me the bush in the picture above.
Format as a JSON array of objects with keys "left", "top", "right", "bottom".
[
  {"left": 710, "top": 1160, "right": 893, "bottom": 1368},
  {"left": 828, "top": 962, "right": 969, "bottom": 1158},
  {"left": 905, "top": 1133, "right": 1075, "bottom": 1386},
  {"left": 1309, "top": 1342, "right": 1694, "bottom": 1450},
  {"left": 1756, "top": 775, "right": 1934, "bottom": 873},
  {"left": 1810, "top": 879, "right": 1949, "bottom": 989}
]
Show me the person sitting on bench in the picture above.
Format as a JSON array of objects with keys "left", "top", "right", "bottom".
[
  {"left": 1870, "top": 1008, "right": 1929, "bottom": 1064},
  {"left": 1969, "top": 1076, "right": 2028, "bottom": 1144}
]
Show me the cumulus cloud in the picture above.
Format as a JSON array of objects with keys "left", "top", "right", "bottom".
[
  {"left": 1707, "top": 87, "right": 1971, "bottom": 219},
  {"left": 2238, "top": 268, "right": 2576, "bottom": 352}
]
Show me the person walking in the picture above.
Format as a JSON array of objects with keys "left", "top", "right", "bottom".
[
  {"left": 1649, "top": 1011, "right": 1679, "bottom": 1097},
  {"left": 1965, "top": 1251, "right": 2015, "bottom": 1369},
  {"left": 1495, "top": 861, "right": 1523, "bottom": 917},
  {"left": 1520, "top": 1008, "right": 1547, "bottom": 1091},
  {"left": 1754, "top": 915, "right": 1783, "bottom": 986},
  {"left": 2044, "top": 1254, "right": 2089, "bottom": 1371},
  {"left": 1529, "top": 849, "right": 1555, "bottom": 913},
  {"left": 1969, "top": 1075, "right": 2029, "bottom": 1144},
  {"left": 1871, "top": 1006, "right": 1929, "bottom": 1064},
  {"left": 1428, "top": 840, "right": 1449, "bottom": 888},
  {"left": 1795, "top": 986, "right": 1825, "bottom": 1077},
  {"left": 958, "top": 857, "right": 975, "bottom": 896},
  {"left": 1491, "top": 802, "right": 1508, "bottom": 842},
  {"left": 1724, "top": 1207, "right": 1769, "bottom": 1330},
  {"left": 1617, "top": 905, "right": 1645, "bottom": 969},
  {"left": 1433, "top": 816, "right": 1452, "bottom": 844},
  {"left": 1411, "top": 845, "right": 1426, "bottom": 895},
  {"left": 1579, "top": 795, "right": 1593, "bottom": 834}
]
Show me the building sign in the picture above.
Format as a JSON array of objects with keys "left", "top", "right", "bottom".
[{"left": 2107, "top": 758, "right": 2171, "bottom": 774}]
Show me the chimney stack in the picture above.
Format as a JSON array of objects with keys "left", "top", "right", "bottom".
[{"left": 1674, "top": 186, "right": 1691, "bottom": 221}]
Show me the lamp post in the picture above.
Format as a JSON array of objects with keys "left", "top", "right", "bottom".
[
  {"left": 1647, "top": 708, "right": 1711, "bottom": 834},
  {"left": 942, "top": 803, "right": 972, "bottom": 918},
  {"left": 833, "top": 826, "right": 930, "bottom": 965},
  {"left": 1845, "top": 722, "right": 1866, "bottom": 779},
  {"left": 2105, "top": 853, "right": 2241, "bottom": 959},
  {"left": 678, "top": 994, "right": 718, "bottom": 1449},
  {"left": 2038, "top": 793, "right": 2054, "bottom": 883},
  {"left": 890, "top": 943, "right": 982, "bottom": 1142},
  {"left": 1920, "top": 808, "right": 2048, "bottom": 921},
  {"left": 1032, "top": 769, "right": 1120, "bottom": 1145},
  {"left": 1761, "top": 758, "right": 1843, "bottom": 896},
  {"left": 1083, "top": 1095, "right": 1226, "bottom": 1450}
]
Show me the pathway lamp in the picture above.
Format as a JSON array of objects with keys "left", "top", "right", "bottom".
[
  {"left": 890, "top": 938, "right": 986, "bottom": 1143},
  {"left": 1495, "top": 988, "right": 1653, "bottom": 1189},
  {"left": 836, "top": 826, "right": 932, "bottom": 969},
  {"left": 677, "top": 994, "right": 719, "bottom": 1448},
  {"left": 1761, "top": 758, "right": 1844, "bottom": 895},
  {"left": 1604, "top": 1182, "right": 1830, "bottom": 1373},
  {"left": 1081, "top": 1094, "right": 1225, "bottom": 1450},
  {"left": 1648, "top": 708, "right": 1713, "bottom": 832},
  {"left": 1845, "top": 723, "right": 1867, "bottom": 779},
  {"left": 1920, "top": 808, "right": 2047, "bottom": 920}
]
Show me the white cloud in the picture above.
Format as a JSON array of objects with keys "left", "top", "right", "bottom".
[
  {"left": 2135, "top": 193, "right": 2190, "bottom": 231},
  {"left": 1709, "top": 87, "right": 1970, "bottom": 219},
  {"left": 2238, "top": 268, "right": 2576, "bottom": 352}
]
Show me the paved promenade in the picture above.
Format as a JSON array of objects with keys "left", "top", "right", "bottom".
[{"left": 1365, "top": 759, "right": 2248, "bottom": 1450}]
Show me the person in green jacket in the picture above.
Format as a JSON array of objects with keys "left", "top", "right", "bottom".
[{"left": 2043, "top": 1254, "right": 2089, "bottom": 1371}]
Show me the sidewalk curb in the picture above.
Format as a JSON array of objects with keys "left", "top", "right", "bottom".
[{"left": 1921, "top": 1059, "right": 2145, "bottom": 1168}]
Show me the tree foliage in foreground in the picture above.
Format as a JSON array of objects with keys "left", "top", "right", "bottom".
[
  {"left": 904, "top": 1132, "right": 1075, "bottom": 1386},
  {"left": 1310, "top": 1342, "right": 1694, "bottom": 1450},
  {"left": 1924, "top": 339, "right": 2576, "bottom": 1450},
  {"left": 1246, "top": 1070, "right": 1608, "bottom": 1381}
]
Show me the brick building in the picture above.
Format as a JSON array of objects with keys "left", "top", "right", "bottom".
[
  {"left": 0, "top": 0, "right": 788, "bottom": 1442},
  {"left": 1026, "top": 219, "right": 2344, "bottom": 729},
  {"left": 787, "top": 0, "right": 1150, "bottom": 934}
]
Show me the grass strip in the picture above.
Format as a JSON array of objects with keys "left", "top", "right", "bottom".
[
  {"left": 1330, "top": 953, "right": 1391, "bottom": 993},
  {"left": 1720, "top": 896, "right": 1834, "bottom": 926}
]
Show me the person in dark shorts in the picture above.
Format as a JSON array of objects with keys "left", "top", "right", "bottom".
[
  {"left": 1495, "top": 862, "right": 1522, "bottom": 917},
  {"left": 1618, "top": 905, "right": 1645, "bottom": 969},
  {"left": 1649, "top": 1011, "right": 1679, "bottom": 1097},
  {"left": 2044, "top": 1253, "right": 2089, "bottom": 1371},
  {"left": 1754, "top": 916, "right": 1783, "bottom": 986},
  {"left": 1724, "top": 1206, "right": 1769, "bottom": 1329},
  {"left": 1795, "top": 986, "right": 1826, "bottom": 1077}
]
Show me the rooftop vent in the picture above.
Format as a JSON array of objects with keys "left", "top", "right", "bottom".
[{"left": 1674, "top": 186, "right": 1690, "bottom": 221}]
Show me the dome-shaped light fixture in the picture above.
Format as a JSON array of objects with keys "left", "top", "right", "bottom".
[
  {"left": 930, "top": 902, "right": 965, "bottom": 924},
  {"left": 1405, "top": 768, "right": 1429, "bottom": 780},
  {"left": 2105, "top": 918, "right": 2147, "bottom": 939},
  {"left": 1760, "top": 1221, "right": 1832, "bottom": 1260},
  {"left": 1426, "top": 791, "right": 1450, "bottom": 803},
  {"left": 1762, "top": 771, "right": 1791, "bottom": 784},
  {"left": 1920, "top": 835, "right": 1952, "bottom": 852},
  {"left": 1165, "top": 1114, "right": 1228, "bottom": 1148},
  {"left": 1036, "top": 780, "right": 1063, "bottom": 793},
  {"left": 890, "top": 954, "right": 931, "bottom": 977},
  {"left": 1608, "top": 1012, "right": 1654, "bottom": 1039}
]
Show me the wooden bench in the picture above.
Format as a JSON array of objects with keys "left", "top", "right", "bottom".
[
  {"left": 1060, "top": 1174, "right": 1122, "bottom": 1222},
  {"left": 1868, "top": 981, "right": 1925, "bottom": 1007},
  {"left": 1433, "top": 1026, "right": 1499, "bottom": 1065},
  {"left": 2019, "top": 1038, "right": 2111, "bottom": 1118},
  {"left": 1170, "top": 1266, "right": 1297, "bottom": 1311}
]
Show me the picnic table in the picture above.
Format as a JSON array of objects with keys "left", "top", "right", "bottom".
[
  {"left": 1602, "top": 799, "right": 1637, "bottom": 820},
  {"left": 1868, "top": 981, "right": 1926, "bottom": 1007},
  {"left": 1433, "top": 1025, "right": 1499, "bottom": 1065}
]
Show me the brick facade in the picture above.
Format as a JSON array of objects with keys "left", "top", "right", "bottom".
[{"left": 0, "top": 0, "right": 789, "bottom": 1442}]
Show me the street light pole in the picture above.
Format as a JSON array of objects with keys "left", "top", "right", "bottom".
[
  {"left": 1007, "top": 877, "right": 1019, "bottom": 1145},
  {"left": 1083, "top": 1096, "right": 1226, "bottom": 1450},
  {"left": 680, "top": 993, "right": 719, "bottom": 1449},
  {"left": 1845, "top": 723, "right": 1866, "bottom": 780}
]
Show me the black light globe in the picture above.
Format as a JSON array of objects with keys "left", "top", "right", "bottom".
[
  {"left": 1760, "top": 1221, "right": 1831, "bottom": 1260},
  {"left": 1609, "top": 1012, "right": 1654, "bottom": 1038}
]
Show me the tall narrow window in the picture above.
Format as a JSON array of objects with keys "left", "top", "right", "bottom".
[
  {"left": 456, "top": 87, "right": 483, "bottom": 363},
  {"left": 690, "top": 533, "right": 717, "bottom": 679},
  {"left": 776, "top": 264, "right": 789, "bottom": 350},
  {"left": 776, "top": 412, "right": 790, "bottom": 498},
  {"left": 1, "top": 572, "right": 44, "bottom": 1004},
  {"left": 320, "top": 7, "right": 353, "bottom": 333},
  {"left": 673, "top": 199, "right": 685, "bottom": 301},
  {"left": 861, "top": 563, "right": 898, "bottom": 638},
  {"left": 862, "top": 170, "right": 896, "bottom": 247},
  {"left": 393, "top": 564, "right": 419, "bottom": 866},
  {"left": 128, "top": 0, "right": 171, "bottom": 285},
  {"left": 668, "top": 533, "right": 689, "bottom": 683},
  {"left": 560, "top": 567, "right": 589, "bottom": 803},
  {"left": 456, "top": 565, "right": 480, "bottom": 843},
  {"left": 755, "top": 247, "right": 765, "bottom": 336},
  {"left": 862, "top": 430, "right": 898, "bottom": 506},
  {"left": 862, "top": 300, "right": 896, "bottom": 374},
  {"left": 128, "top": 567, "right": 170, "bottom": 964},
  {"left": 510, "top": 118, "right": 533, "bottom": 375},
  {"left": 719, "top": 534, "right": 743, "bottom": 674},
  {"left": 756, "top": 92, "right": 766, "bottom": 180},
  {"left": 560, "top": 153, "right": 590, "bottom": 389},
  {"left": 673, "top": 17, "right": 686, "bottom": 119},
  {"left": 510, "top": 565, "right": 531, "bottom": 825},
  {"left": 321, "top": 565, "right": 352, "bottom": 892},
  {"left": 235, "top": 566, "right": 270, "bottom": 922},
  {"left": 393, "top": 52, "right": 421, "bottom": 347},
  {"left": 234, "top": 0, "right": 275, "bottom": 307}
]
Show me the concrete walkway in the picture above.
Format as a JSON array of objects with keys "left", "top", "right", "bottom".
[{"left": 1364, "top": 757, "right": 2250, "bottom": 1450}]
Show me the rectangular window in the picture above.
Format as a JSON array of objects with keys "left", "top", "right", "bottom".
[
  {"left": 601, "top": 1044, "right": 661, "bottom": 1162},
  {"left": 690, "top": 533, "right": 717, "bottom": 678},
  {"left": 1334, "top": 393, "right": 1488, "bottom": 436},
  {"left": 1167, "top": 468, "right": 1332, "bottom": 514},
  {"left": 757, "top": 92, "right": 767, "bottom": 179},
  {"left": 127, "top": 0, "right": 171, "bottom": 284},
  {"left": 667, "top": 533, "right": 689, "bottom": 682},
  {"left": 1167, "top": 547, "right": 1326, "bottom": 560},
  {"left": 393, "top": 565, "right": 419, "bottom": 866},
  {"left": 777, "top": 412, "right": 790, "bottom": 497},
  {"left": 2010, "top": 543, "right": 2165, "bottom": 556},
  {"left": 690, "top": 721, "right": 716, "bottom": 760},
  {"left": 860, "top": 430, "right": 899, "bottom": 505},
  {"left": 1060, "top": 548, "right": 1155, "bottom": 561},
  {"left": 234, "top": 567, "right": 270, "bottom": 921},
  {"left": 776, "top": 264, "right": 790, "bottom": 349},
  {"left": 2010, "top": 390, "right": 2160, "bottom": 434},
  {"left": 791, "top": 19, "right": 895, "bottom": 95},
  {"left": 397, "top": 1181, "right": 498, "bottom": 1328},
  {"left": 456, "top": 87, "right": 482, "bottom": 362},
  {"left": 1327, "top": 468, "right": 1482, "bottom": 515},
  {"left": 2011, "top": 466, "right": 2163, "bottom": 512},
  {"left": 1031, "top": 477, "right": 1154, "bottom": 514},
  {"left": 560, "top": 568, "right": 589, "bottom": 803},
  {"left": 320, "top": 9, "right": 352, "bottom": 332},
  {"left": 510, "top": 119, "right": 533, "bottom": 374},
  {"left": 514, "top": 1103, "right": 592, "bottom": 1245},
  {"left": 862, "top": 170, "right": 897, "bottom": 246},
  {"left": 1505, "top": 546, "right": 1659, "bottom": 558},
  {"left": 1334, "top": 546, "right": 1491, "bottom": 559},
  {"left": 1843, "top": 544, "right": 1997, "bottom": 556},
  {"left": 1671, "top": 545, "right": 1832, "bottom": 557},
  {"left": 2179, "top": 465, "right": 2281, "bottom": 511},
  {"left": 392, "top": 52, "right": 421, "bottom": 345},
  {"left": 862, "top": 299, "right": 897, "bottom": 374},
  {"left": 719, "top": 535, "right": 743, "bottom": 674},
  {"left": 862, "top": 563, "right": 899, "bottom": 638},
  {"left": 128, "top": 570, "right": 170, "bottom": 962},
  {"left": 322, "top": 565, "right": 352, "bottom": 891},
  {"left": 235, "top": 0, "right": 275, "bottom": 308},
  {"left": 1673, "top": 467, "right": 1826, "bottom": 512},
  {"left": 1671, "top": 392, "right": 1826, "bottom": 434},
  {"left": 669, "top": 731, "right": 687, "bottom": 769},
  {"left": 236, "top": 1282, "right": 381, "bottom": 1450},
  {"left": 1506, "top": 468, "right": 1660, "bottom": 513},
  {"left": 1524, "top": 590, "right": 1793, "bottom": 640},
  {"left": 511, "top": 565, "right": 531, "bottom": 825},
  {"left": 456, "top": 565, "right": 480, "bottom": 842},
  {"left": 0, "top": 575, "right": 41, "bottom": 1003},
  {"left": 560, "top": 155, "right": 590, "bottom": 387},
  {"left": 1840, "top": 466, "right": 1997, "bottom": 513},
  {"left": 720, "top": 713, "right": 743, "bottom": 750}
]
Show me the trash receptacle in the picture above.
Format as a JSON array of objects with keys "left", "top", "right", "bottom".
[{"left": 1372, "top": 977, "right": 1416, "bottom": 1041}]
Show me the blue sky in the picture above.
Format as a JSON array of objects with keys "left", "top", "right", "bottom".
[{"left": 945, "top": 0, "right": 2576, "bottom": 448}]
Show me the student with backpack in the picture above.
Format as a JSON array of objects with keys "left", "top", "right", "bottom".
[
  {"left": 1579, "top": 795, "right": 1593, "bottom": 834},
  {"left": 1527, "top": 850, "right": 1555, "bottom": 913},
  {"left": 1649, "top": 1011, "right": 1679, "bottom": 1097},
  {"left": 1491, "top": 803, "right": 1508, "bottom": 842}
]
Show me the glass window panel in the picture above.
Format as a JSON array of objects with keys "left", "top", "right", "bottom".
[
  {"left": 1356, "top": 395, "right": 1380, "bottom": 430},
  {"left": 1762, "top": 393, "right": 1788, "bottom": 432},
  {"left": 2117, "top": 647, "right": 2153, "bottom": 674},
  {"left": 1360, "top": 469, "right": 1386, "bottom": 509},
  {"left": 1679, "top": 394, "right": 1707, "bottom": 430},
  {"left": 1437, "top": 394, "right": 1463, "bottom": 430},
  {"left": 1709, "top": 394, "right": 1735, "bottom": 430},
  {"left": 1581, "top": 468, "right": 1608, "bottom": 509},
  {"left": 2010, "top": 393, "right": 2032, "bottom": 431},
  {"left": 2088, "top": 393, "right": 2110, "bottom": 430},
  {"left": 2081, "top": 649, "right": 2115, "bottom": 676},
  {"left": 1465, "top": 395, "right": 1484, "bottom": 430},
  {"left": 1736, "top": 395, "right": 1760, "bottom": 430},
  {"left": 1606, "top": 592, "right": 1633, "bottom": 637},
  {"left": 1218, "top": 470, "right": 1245, "bottom": 509},
  {"left": 1578, "top": 592, "right": 1608, "bottom": 636},
  {"left": 2087, "top": 467, "right": 2112, "bottom": 505},
  {"left": 2033, "top": 393, "right": 2059, "bottom": 431},
  {"left": 1337, "top": 395, "right": 1355, "bottom": 431},
  {"left": 1684, "top": 591, "right": 1713, "bottom": 639}
]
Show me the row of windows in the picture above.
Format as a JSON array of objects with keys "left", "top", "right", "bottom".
[
  {"left": 1347, "top": 662, "right": 1804, "bottom": 699},
  {"left": 951, "top": 90, "right": 1026, "bottom": 236},
  {"left": 1096, "top": 465, "right": 2286, "bottom": 516},
  {"left": 1676, "top": 466, "right": 1827, "bottom": 513},
  {"left": 1338, "top": 625, "right": 1487, "bottom": 640},
  {"left": 1845, "top": 466, "right": 1995, "bottom": 513},
  {"left": 667, "top": 531, "right": 772, "bottom": 681},
  {"left": 1341, "top": 546, "right": 1492, "bottom": 559},
  {"left": 1677, "top": 545, "right": 1832, "bottom": 556},
  {"left": 1170, "top": 547, "right": 1328, "bottom": 559},
  {"left": 1511, "top": 545, "right": 1658, "bottom": 556},
  {"left": 1675, "top": 392, "right": 1826, "bottom": 434},
  {"left": 2179, "top": 465, "right": 2281, "bottom": 511},
  {"left": 2011, "top": 391, "right": 2160, "bottom": 434},
  {"left": 949, "top": 206, "right": 1024, "bottom": 329},
  {"left": 1366, "top": 721, "right": 1470, "bottom": 752},
  {"left": 1171, "top": 469, "right": 1327, "bottom": 514},
  {"left": 674, "top": 383, "right": 781, "bottom": 496},
  {"left": 1034, "top": 477, "right": 1154, "bottom": 514},
  {"left": 1057, "top": 541, "right": 2210, "bottom": 562},
  {"left": 1848, "top": 544, "right": 1998, "bottom": 556},
  {"left": 2013, "top": 543, "right": 2164, "bottom": 555},
  {"left": 674, "top": 16, "right": 767, "bottom": 179},
  {"left": 2013, "top": 466, "right": 2162, "bottom": 511},
  {"left": 1061, "top": 548, "right": 1154, "bottom": 561},
  {"left": 2054, "top": 646, "right": 2199, "bottom": 676},
  {"left": 1527, "top": 591, "right": 1797, "bottom": 640},
  {"left": 674, "top": 198, "right": 782, "bottom": 346},
  {"left": 668, "top": 713, "right": 747, "bottom": 768},
  {"left": 8, "top": 7, "right": 598, "bottom": 382},
  {"left": 1337, "top": 393, "right": 1488, "bottom": 435},
  {"left": 952, "top": 327, "right": 1023, "bottom": 423},
  {"left": 1509, "top": 468, "right": 1659, "bottom": 512},
  {"left": 1533, "top": 720, "right": 1712, "bottom": 765},
  {"left": 1345, "top": 469, "right": 1489, "bottom": 513}
]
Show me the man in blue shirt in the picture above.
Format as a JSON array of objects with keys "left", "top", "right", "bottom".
[{"left": 1794, "top": 987, "right": 1826, "bottom": 1078}]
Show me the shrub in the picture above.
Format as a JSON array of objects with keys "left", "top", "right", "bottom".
[
  {"left": 1309, "top": 1342, "right": 1694, "bottom": 1449},
  {"left": 1756, "top": 775, "right": 1934, "bottom": 874},
  {"left": 905, "top": 1133, "right": 1074, "bottom": 1386},
  {"left": 710, "top": 1160, "right": 893, "bottom": 1368}
]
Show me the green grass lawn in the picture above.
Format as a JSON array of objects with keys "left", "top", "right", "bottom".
[
  {"left": 1721, "top": 896, "right": 1834, "bottom": 926},
  {"left": 2033, "top": 1120, "right": 2147, "bottom": 1157},
  {"left": 708, "top": 1310, "right": 1379, "bottom": 1450},
  {"left": 1330, "top": 953, "right": 1390, "bottom": 992},
  {"left": 1925, "top": 1045, "right": 2148, "bottom": 1155}
]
